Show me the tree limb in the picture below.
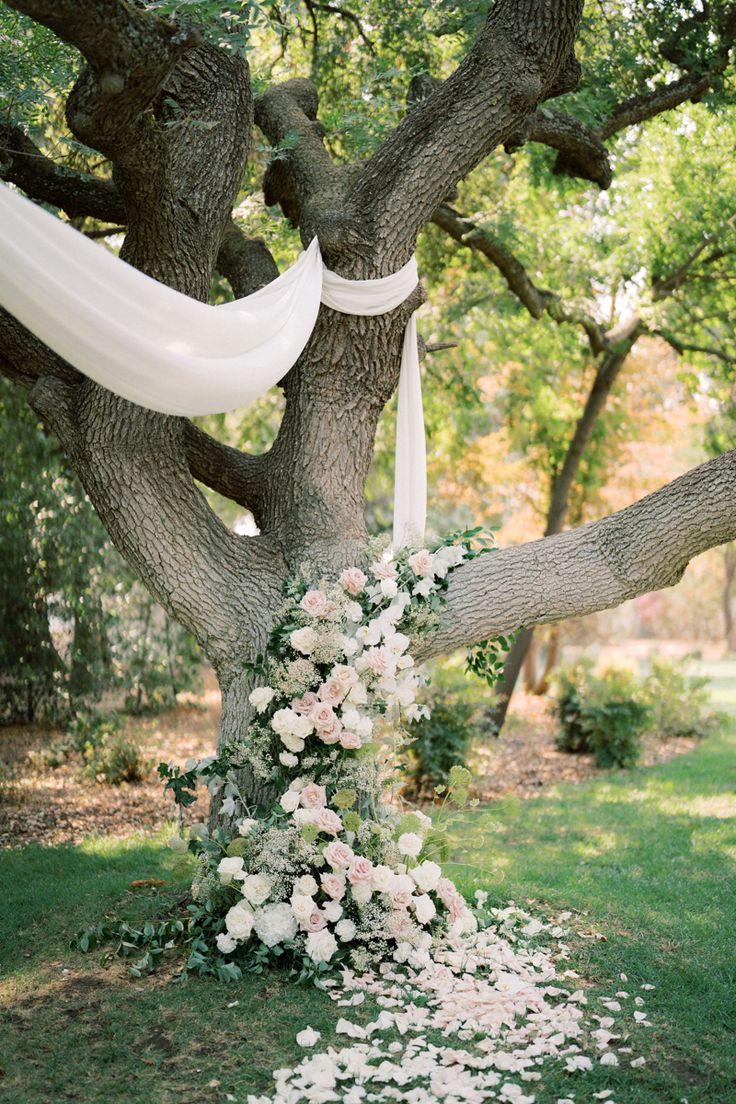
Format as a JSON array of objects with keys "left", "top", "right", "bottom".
[
  {"left": 216, "top": 220, "right": 280, "bottom": 297},
  {"left": 343, "top": 0, "right": 583, "bottom": 267},
  {"left": 184, "top": 422, "right": 269, "bottom": 520},
  {"left": 431, "top": 204, "right": 606, "bottom": 354},
  {"left": 5, "top": 0, "right": 200, "bottom": 166},
  {"left": 423, "top": 448, "right": 736, "bottom": 658},
  {"left": 0, "top": 123, "right": 125, "bottom": 221}
]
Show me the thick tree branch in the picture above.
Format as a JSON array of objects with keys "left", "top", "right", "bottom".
[
  {"left": 343, "top": 0, "right": 584, "bottom": 267},
  {"left": 5, "top": 0, "right": 200, "bottom": 166},
  {"left": 216, "top": 220, "right": 280, "bottom": 297},
  {"left": 184, "top": 423, "right": 269, "bottom": 520},
  {"left": 423, "top": 448, "right": 736, "bottom": 658},
  {"left": 0, "top": 124, "right": 125, "bottom": 221},
  {"left": 525, "top": 108, "right": 612, "bottom": 188},
  {"left": 254, "top": 77, "right": 337, "bottom": 229}
]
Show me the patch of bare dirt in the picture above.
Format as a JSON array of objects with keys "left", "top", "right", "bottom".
[
  {"left": 0, "top": 676, "right": 699, "bottom": 847},
  {"left": 0, "top": 675, "right": 218, "bottom": 849}
]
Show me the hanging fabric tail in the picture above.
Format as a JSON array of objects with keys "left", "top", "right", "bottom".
[{"left": 321, "top": 258, "right": 427, "bottom": 546}]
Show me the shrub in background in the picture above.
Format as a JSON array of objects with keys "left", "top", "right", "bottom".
[
  {"left": 643, "top": 656, "right": 715, "bottom": 738},
  {"left": 403, "top": 662, "right": 495, "bottom": 797},
  {"left": 553, "top": 664, "right": 650, "bottom": 769}
]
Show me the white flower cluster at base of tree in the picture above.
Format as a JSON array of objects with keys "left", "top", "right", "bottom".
[{"left": 165, "top": 535, "right": 485, "bottom": 982}]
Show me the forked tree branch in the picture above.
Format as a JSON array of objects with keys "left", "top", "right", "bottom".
[{"left": 344, "top": 0, "right": 584, "bottom": 265}]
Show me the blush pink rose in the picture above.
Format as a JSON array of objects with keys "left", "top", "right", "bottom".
[
  {"left": 300, "top": 782, "right": 327, "bottom": 809},
  {"left": 309, "top": 701, "right": 337, "bottom": 731},
  {"left": 292, "top": 692, "right": 318, "bottom": 716},
  {"left": 391, "top": 890, "right": 413, "bottom": 909},
  {"left": 370, "top": 560, "right": 398, "bottom": 581},
  {"left": 300, "top": 589, "right": 329, "bottom": 617},
  {"left": 339, "top": 567, "right": 367, "bottom": 595},
  {"left": 302, "top": 909, "right": 327, "bottom": 932},
  {"left": 320, "top": 873, "right": 346, "bottom": 900},
  {"left": 386, "top": 909, "right": 413, "bottom": 938},
  {"left": 363, "top": 647, "right": 393, "bottom": 677},
  {"left": 318, "top": 679, "right": 346, "bottom": 707},
  {"left": 408, "top": 549, "right": 434, "bottom": 577},
  {"left": 324, "top": 841, "right": 354, "bottom": 869},
  {"left": 318, "top": 717, "right": 343, "bottom": 745},
  {"left": 339, "top": 730, "right": 362, "bottom": 750},
  {"left": 315, "top": 807, "right": 343, "bottom": 836},
  {"left": 347, "top": 857, "right": 374, "bottom": 885},
  {"left": 331, "top": 664, "right": 359, "bottom": 691}
]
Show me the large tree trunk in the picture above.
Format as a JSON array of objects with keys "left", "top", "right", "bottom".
[{"left": 3, "top": 0, "right": 736, "bottom": 829}]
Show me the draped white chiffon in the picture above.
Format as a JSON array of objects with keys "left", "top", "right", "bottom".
[{"left": 0, "top": 183, "right": 426, "bottom": 544}]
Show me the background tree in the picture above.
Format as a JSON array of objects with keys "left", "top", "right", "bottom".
[{"left": 1, "top": 0, "right": 735, "bottom": 825}]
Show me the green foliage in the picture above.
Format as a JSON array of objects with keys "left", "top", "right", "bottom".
[
  {"left": 403, "top": 661, "right": 495, "bottom": 796},
  {"left": 643, "top": 655, "right": 716, "bottom": 739},
  {"left": 0, "top": 380, "right": 201, "bottom": 723},
  {"left": 553, "top": 664, "right": 650, "bottom": 769},
  {"left": 82, "top": 732, "right": 151, "bottom": 785}
]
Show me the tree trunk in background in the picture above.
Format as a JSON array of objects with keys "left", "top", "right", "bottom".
[
  {"left": 723, "top": 544, "right": 736, "bottom": 651},
  {"left": 488, "top": 322, "right": 640, "bottom": 732}
]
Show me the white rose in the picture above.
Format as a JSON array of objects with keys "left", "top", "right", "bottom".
[
  {"left": 216, "top": 931, "right": 237, "bottom": 954},
  {"left": 290, "top": 627, "right": 318, "bottom": 654},
  {"left": 345, "top": 681, "right": 368, "bottom": 705},
  {"left": 249, "top": 686, "right": 275, "bottom": 712},
  {"left": 217, "top": 856, "right": 244, "bottom": 884},
  {"left": 225, "top": 903, "right": 254, "bottom": 940},
  {"left": 413, "top": 893, "right": 437, "bottom": 925},
  {"left": 280, "top": 731, "right": 306, "bottom": 753},
  {"left": 279, "top": 752, "right": 299, "bottom": 768},
  {"left": 335, "top": 919, "right": 357, "bottom": 942},
  {"left": 341, "top": 635, "right": 359, "bottom": 657},
  {"left": 241, "top": 873, "right": 272, "bottom": 907},
  {"left": 306, "top": 929, "right": 338, "bottom": 964},
  {"left": 290, "top": 776, "right": 307, "bottom": 792},
  {"left": 237, "top": 818, "right": 258, "bottom": 837},
  {"left": 352, "top": 881, "right": 372, "bottom": 905},
  {"left": 253, "top": 902, "right": 298, "bottom": 947},
  {"left": 271, "top": 707, "right": 300, "bottom": 736},
  {"left": 291, "top": 714, "right": 314, "bottom": 740},
  {"left": 397, "top": 832, "right": 423, "bottom": 858},
  {"left": 371, "top": 865, "right": 396, "bottom": 894},
  {"left": 322, "top": 900, "right": 343, "bottom": 922},
  {"left": 346, "top": 601, "right": 364, "bottom": 623},
  {"left": 410, "top": 860, "right": 442, "bottom": 893},
  {"left": 280, "top": 790, "right": 301, "bottom": 813},
  {"left": 290, "top": 894, "right": 315, "bottom": 923},
  {"left": 295, "top": 874, "right": 318, "bottom": 896}
]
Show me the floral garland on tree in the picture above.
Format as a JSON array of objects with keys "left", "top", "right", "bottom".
[{"left": 81, "top": 531, "right": 507, "bottom": 983}]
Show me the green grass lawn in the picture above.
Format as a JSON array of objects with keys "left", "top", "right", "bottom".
[{"left": 1, "top": 728, "right": 735, "bottom": 1103}]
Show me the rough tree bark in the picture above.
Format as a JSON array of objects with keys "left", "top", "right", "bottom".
[{"left": 2, "top": 0, "right": 735, "bottom": 823}]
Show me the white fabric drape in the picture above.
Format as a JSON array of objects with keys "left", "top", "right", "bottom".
[{"left": 0, "top": 183, "right": 425, "bottom": 544}]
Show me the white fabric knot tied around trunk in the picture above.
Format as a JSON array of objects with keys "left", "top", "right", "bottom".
[{"left": 0, "top": 183, "right": 426, "bottom": 546}]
